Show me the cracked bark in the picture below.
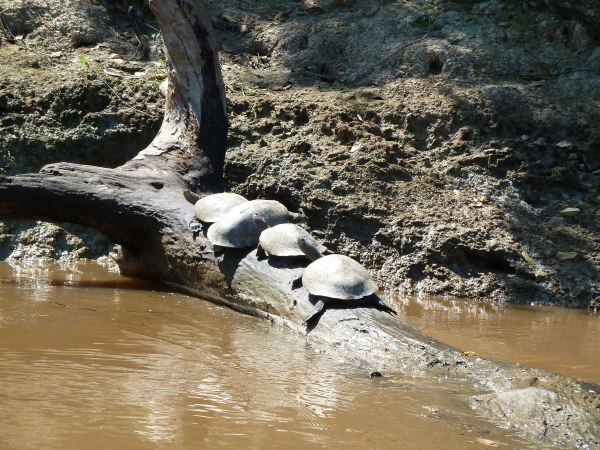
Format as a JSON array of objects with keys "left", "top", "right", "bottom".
[{"left": 0, "top": 0, "right": 598, "bottom": 447}]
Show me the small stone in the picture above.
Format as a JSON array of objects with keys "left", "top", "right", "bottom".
[
  {"left": 369, "top": 371, "right": 383, "bottom": 378},
  {"left": 290, "top": 140, "right": 311, "bottom": 153},
  {"left": 457, "top": 126, "right": 475, "bottom": 141},
  {"left": 335, "top": 124, "right": 355, "bottom": 144},
  {"left": 476, "top": 438, "right": 500, "bottom": 447}
]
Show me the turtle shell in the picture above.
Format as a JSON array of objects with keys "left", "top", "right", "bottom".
[
  {"left": 207, "top": 200, "right": 290, "bottom": 248},
  {"left": 302, "top": 254, "right": 377, "bottom": 300},
  {"left": 194, "top": 192, "right": 248, "bottom": 223},
  {"left": 259, "top": 224, "right": 327, "bottom": 257}
]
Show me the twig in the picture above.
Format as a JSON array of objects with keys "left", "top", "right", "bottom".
[
  {"left": 451, "top": 68, "right": 599, "bottom": 85},
  {"left": 489, "top": 68, "right": 600, "bottom": 81}
]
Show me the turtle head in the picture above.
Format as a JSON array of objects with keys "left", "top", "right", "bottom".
[
  {"left": 287, "top": 210, "right": 307, "bottom": 222},
  {"left": 251, "top": 213, "right": 269, "bottom": 232},
  {"left": 183, "top": 189, "right": 201, "bottom": 205},
  {"left": 296, "top": 236, "right": 323, "bottom": 261}
]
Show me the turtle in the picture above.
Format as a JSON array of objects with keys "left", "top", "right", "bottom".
[
  {"left": 292, "top": 237, "right": 396, "bottom": 326},
  {"left": 183, "top": 191, "right": 248, "bottom": 240},
  {"left": 207, "top": 199, "right": 304, "bottom": 249},
  {"left": 194, "top": 192, "right": 248, "bottom": 223},
  {"left": 255, "top": 223, "right": 327, "bottom": 261}
]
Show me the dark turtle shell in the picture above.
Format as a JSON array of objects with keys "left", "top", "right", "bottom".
[
  {"left": 302, "top": 254, "right": 377, "bottom": 299},
  {"left": 194, "top": 192, "right": 248, "bottom": 223},
  {"left": 207, "top": 200, "right": 290, "bottom": 248},
  {"left": 259, "top": 224, "right": 326, "bottom": 257}
]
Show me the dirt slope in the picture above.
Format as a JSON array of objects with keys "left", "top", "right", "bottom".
[{"left": 0, "top": 0, "right": 598, "bottom": 307}]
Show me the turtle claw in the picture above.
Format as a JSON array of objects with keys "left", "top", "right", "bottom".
[
  {"left": 304, "top": 299, "right": 325, "bottom": 326},
  {"left": 256, "top": 245, "right": 268, "bottom": 261},
  {"left": 375, "top": 297, "right": 397, "bottom": 316}
]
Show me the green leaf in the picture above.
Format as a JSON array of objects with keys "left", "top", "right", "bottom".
[{"left": 560, "top": 207, "right": 580, "bottom": 217}]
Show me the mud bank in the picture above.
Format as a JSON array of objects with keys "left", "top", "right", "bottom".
[{"left": 0, "top": 0, "right": 598, "bottom": 307}]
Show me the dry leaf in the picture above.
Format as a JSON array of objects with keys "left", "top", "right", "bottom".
[
  {"left": 521, "top": 250, "right": 534, "bottom": 266},
  {"left": 555, "top": 251, "right": 577, "bottom": 261},
  {"left": 103, "top": 68, "right": 123, "bottom": 77},
  {"left": 222, "top": 14, "right": 236, "bottom": 23},
  {"left": 350, "top": 140, "right": 363, "bottom": 153},
  {"left": 560, "top": 207, "right": 580, "bottom": 217}
]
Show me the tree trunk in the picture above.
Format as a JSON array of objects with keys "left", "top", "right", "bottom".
[{"left": 0, "top": 0, "right": 598, "bottom": 447}]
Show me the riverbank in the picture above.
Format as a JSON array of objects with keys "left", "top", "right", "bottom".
[{"left": 0, "top": 0, "right": 598, "bottom": 307}]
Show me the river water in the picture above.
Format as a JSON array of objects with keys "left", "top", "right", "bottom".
[
  {"left": 0, "top": 261, "right": 598, "bottom": 450},
  {"left": 393, "top": 294, "right": 600, "bottom": 386}
]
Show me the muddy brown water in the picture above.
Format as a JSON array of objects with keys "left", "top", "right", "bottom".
[
  {"left": 392, "top": 295, "right": 600, "bottom": 386},
  {"left": 0, "top": 262, "right": 597, "bottom": 450}
]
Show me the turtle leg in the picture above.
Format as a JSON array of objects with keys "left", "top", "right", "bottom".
[
  {"left": 288, "top": 211, "right": 306, "bottom": 222},
  {"left": 304, "top": 298, "right": 326, "bottom": 326},
  {"left": 188, "top": 217, "right": 203, "bottom": 241},
  {"left": 374, "top": 297, "right": 397, "bottom": 316},
  {"left": 183, "top": 189, "right": 201, "bottom": 205},
  {"left": 256, "top": 245, "right": 268, "bottom": 261},
  {"left": 290, "top": 274, "right": 303, "bottom": 290},
  {"left": 213, "top": 246, "right": 226, "bottom": 257}
]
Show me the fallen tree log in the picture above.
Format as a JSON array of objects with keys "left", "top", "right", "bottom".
[{"left": 0, "top": 0, "right": 598, "bottom": 447}]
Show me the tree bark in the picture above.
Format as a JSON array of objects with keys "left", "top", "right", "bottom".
[{"left": 0, "top": 0, "right": 598, "bottom": 447}]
